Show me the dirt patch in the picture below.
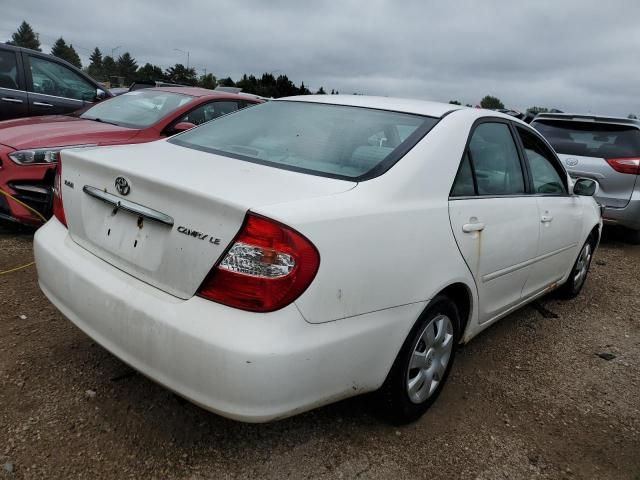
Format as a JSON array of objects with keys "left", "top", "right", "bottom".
[{"left": 0, "top": 226, "right": 638, "bottom": 479}]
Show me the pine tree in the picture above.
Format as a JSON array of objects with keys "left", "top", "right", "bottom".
[
  {"left": 102, "top": 55, "right": 116, "bottom": 80},
  {"left": 116, "top": 52, "right": 138, "bottom": 85},
  {"left": 87, "top": 47, "right": 103, "bottom": 79},
  {"left": 137, "top": 63, "right": 165, "bottom": 82},
  {"left": 50, "top": 38, "right": 82, "bottom": 69},
  {"left": 198, "top": 73, "right": 217, "bottom": 90},
  {"left": 7, "top": 21, "right": 41, "bottom": 51},
  {"left": 316, "top": 86, "right": 326, "bottom": 94},
  {"left": 66, "top": 44, "right": 82, "bottom": 69}
]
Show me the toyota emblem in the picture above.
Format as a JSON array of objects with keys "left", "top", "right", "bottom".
[
  {"left": 565, "top": 158, "right": 579, "bottom": 167},
  {"left": 115, "top": 176, "right": 131, "bottom": 196}
]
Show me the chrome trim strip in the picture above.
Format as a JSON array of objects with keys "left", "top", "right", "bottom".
[
  {"left": 0, "top": 85, "right": 86, "bottom": 103},
  {"left": 1, "top": 97, "right": 23, "bottom": 104},
  {"left": 83, "top": 186, "right": 174, "bottom": 226},
  {"left": 0, "top": 87, "right": 26, "bottom": 94},
  {"left": 482, "top": 243, "right": 578, "bottom": 282}
]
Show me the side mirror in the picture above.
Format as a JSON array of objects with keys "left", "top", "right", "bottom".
[
  {"left": 573, "top": 177, "right": 598, "bottom": 196},
  {"left": 173, "top": 121, "right": 197, "bottom": 133},
  {"left": 95, "top": 89, "right": 108, "bottom": 101}
]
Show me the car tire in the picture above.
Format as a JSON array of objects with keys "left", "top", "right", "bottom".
[
  {"left": 377, "top": 295, "right": 460, "bottom": 425},
  {"left": 557, "top": 235, "right": 595, "bottom": 299}
]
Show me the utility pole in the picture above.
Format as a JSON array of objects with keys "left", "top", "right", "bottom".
[{"left": 174, "top": 48, "right": 190, "bottom": 69}]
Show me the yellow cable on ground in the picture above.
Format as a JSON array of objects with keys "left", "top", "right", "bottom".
[
  {"left": 0, "top": 261, "right": 35, "bottom": 275},
  {"left": 0, "top": 187, "right": 47, "bottom": 275}
]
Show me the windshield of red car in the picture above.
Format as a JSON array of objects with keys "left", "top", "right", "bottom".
[{"left": 80, "top": 90, "right": 193, "bottom": 128}]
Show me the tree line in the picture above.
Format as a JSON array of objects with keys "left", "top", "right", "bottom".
[
  {"left": 5, "top": 21, "right": 334, "bottom": 97},
  {"left": 6, "top": 21, "right": 639, "bottom": 117}
]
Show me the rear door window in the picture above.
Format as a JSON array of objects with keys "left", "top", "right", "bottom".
[
  {"left": 177, "top": 101, "right": 240, "bottom": 126},
  {"left": 450, "top": 153, "right": 475, "bottom": 196},
  {"left": 467, "top": 122, "right": 525, "bottom": 195},
  {"left": 532, "top": 120, "right": 640, "bottom": 159},
  {"left": 0, "top": 50, "right": 20, "bottom": 90}
]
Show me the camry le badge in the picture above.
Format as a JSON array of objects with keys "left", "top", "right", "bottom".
[
  {"left": 115, "top": 176, "right": 131, "bottom": 196},
  {"left": 177, "top": 226, "right": 221, "bottom": 245}
]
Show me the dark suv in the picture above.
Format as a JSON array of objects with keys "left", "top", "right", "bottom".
[{"left": 0, "top": 44, "right": 112, "bottom": 121}]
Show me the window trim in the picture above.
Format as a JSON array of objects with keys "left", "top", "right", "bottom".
[
  {"left": 513, "top": 123, "right": 570, "bottom": 197},
  {"left": 449, "top": 117, "right": 530, "bottom": 199}
]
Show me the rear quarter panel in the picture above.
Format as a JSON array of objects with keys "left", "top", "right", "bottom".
[{"left": 256, "top": 110, "right": 483, "bottom": 334}]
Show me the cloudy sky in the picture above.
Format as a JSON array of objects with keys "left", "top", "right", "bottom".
[{"left": 2, "top": 0, "right": 639, "bottom": 116}]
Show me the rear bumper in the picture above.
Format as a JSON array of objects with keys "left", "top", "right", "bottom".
[
  {"left": 34, "top": 218, "right": 421, "bottom": 422},
  {"left": 602, "top": 195, "right": 640, "bottom": 230}
]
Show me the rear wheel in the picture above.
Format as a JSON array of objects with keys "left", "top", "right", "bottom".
[
  {"left": 377, "top": 295, "right": 460, "bottom": 424},
  {"left": 557, "top": 236, "right": 594, "bottom": 299}
]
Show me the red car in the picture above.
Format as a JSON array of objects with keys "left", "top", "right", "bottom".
[{"left": 0, "top": 87, "right": 262, "bottom": 226}]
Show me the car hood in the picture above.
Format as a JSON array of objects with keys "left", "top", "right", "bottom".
[{"left": 0, "top": 115, "right": 139, "bottom": 150}]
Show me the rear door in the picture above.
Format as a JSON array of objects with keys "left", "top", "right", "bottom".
[
  {"left": 0, "top": 47, "right": 29, "bottom": 120},
  {"left": 449, "top": 120, "right": 540, "bottom": 323},
  {"left": 515, "top": 126, "right": 583, "bottom": 295},
  {"left": 24, "top": 53, "right": 98, "bottom": 116},
  {"left": 532, "top": 119, "right": 640, "bottom": 208}
]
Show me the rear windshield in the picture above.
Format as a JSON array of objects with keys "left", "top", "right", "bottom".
[
  {"left": 532, "top": 120, "right": 640, "bottom": 158},
  {"left": 169, "top": 101, "right": 438, "bottom": 180}
]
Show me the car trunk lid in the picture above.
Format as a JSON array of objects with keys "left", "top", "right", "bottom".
[{"left": 59, "top": 141, "right": 355, "bottom": 299}]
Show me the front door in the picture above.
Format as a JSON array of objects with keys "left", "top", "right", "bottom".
[
  {"left": 514, "top": 126, "right": 583, "bottom": 295},
  {"left": 449, "top": 121, "right": 540, "bottom": 323},
  {"left": 25, "top": 54, "right": 96, "bottom": 116}
]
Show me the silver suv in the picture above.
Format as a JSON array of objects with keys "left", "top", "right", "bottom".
[{"left": 532, "top": 114, "right": 640, "bottom": 242}]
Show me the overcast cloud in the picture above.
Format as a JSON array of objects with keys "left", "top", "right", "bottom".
[{"left": 2, "top": 0, "right": 639, "bottom": 116}]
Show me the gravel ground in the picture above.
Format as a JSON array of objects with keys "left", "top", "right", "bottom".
[{"left": 0, "top": 224, "right": 639, "bottom": 479}]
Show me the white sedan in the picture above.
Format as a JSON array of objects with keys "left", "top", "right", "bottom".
[{"left": 34, "top": 96, "right": 601, "bottom": 423}]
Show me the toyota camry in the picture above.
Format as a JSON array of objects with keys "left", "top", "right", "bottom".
[{"left": 34, "top": 96, "right": 601, "bottom": 423}]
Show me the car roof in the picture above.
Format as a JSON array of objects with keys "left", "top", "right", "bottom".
[
  {"left": 278, "top": 95, "right": 464, "bottom": 118},
  {"left": 151, "top": 86, "right": 260, "bottom": 100},
  {"left": 533, "top": 112, "right": 640, "bottom": 128}
]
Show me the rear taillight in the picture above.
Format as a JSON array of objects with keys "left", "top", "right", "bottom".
[
  {"left": 606, "top": 157, "right": 640, "bottom": 175},
  {"left": 197, "top": 213, "right": 320, "bottom": 312},
  {"left": 52, "top": 161, "right": 67, "bottom": 227}
]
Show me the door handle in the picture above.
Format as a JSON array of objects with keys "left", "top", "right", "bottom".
[
  {"left": 1, "top": 97, "right": 23, "bottom": 104},
  {"left": 541, "top": 215, "right": 553, "bottom": 223},
  {"left": 462, "top": 222, "right": 485, "bottom": 233},
  {"left": 33, "top": 101, "right": 53, "bottom": 107}
]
